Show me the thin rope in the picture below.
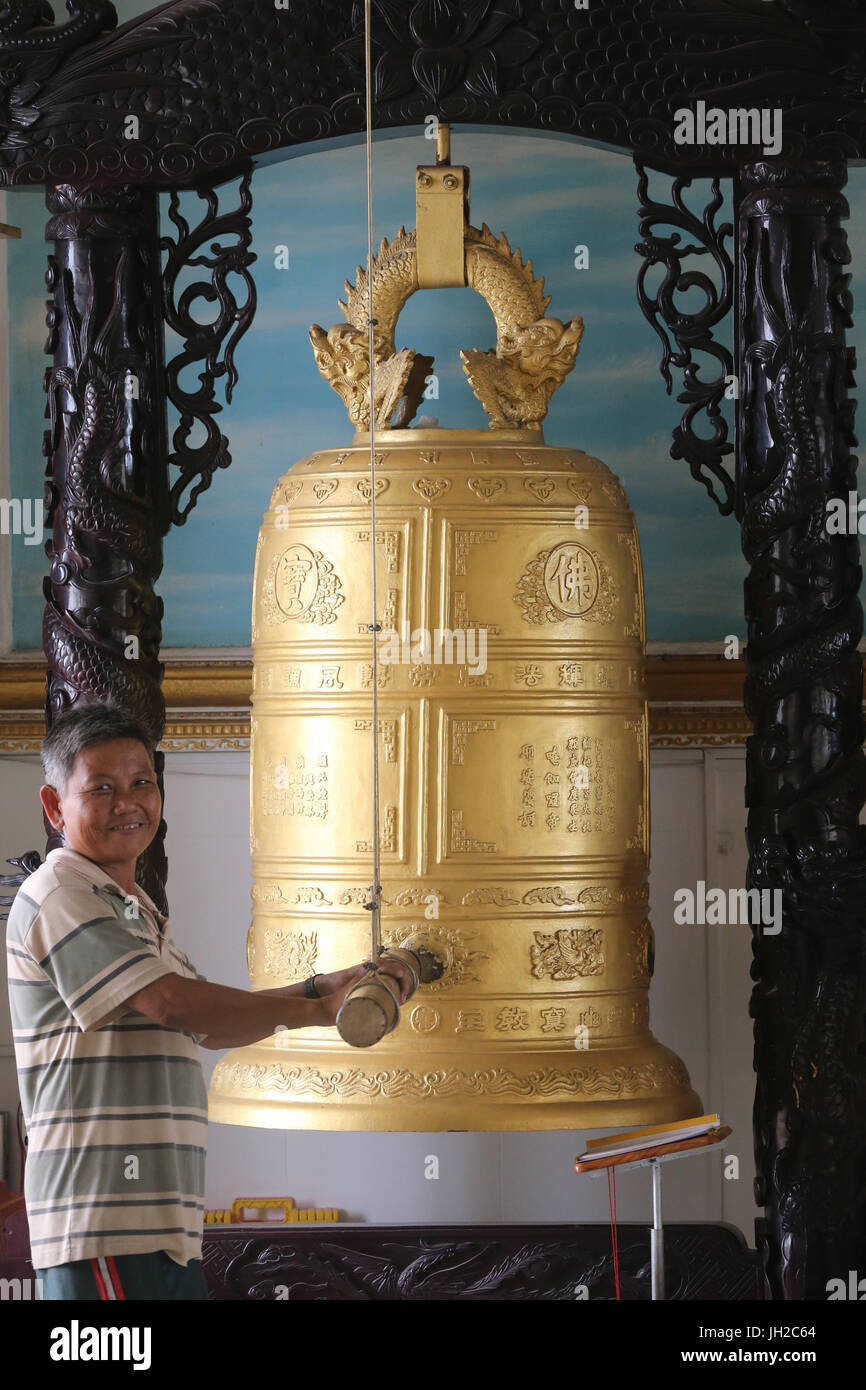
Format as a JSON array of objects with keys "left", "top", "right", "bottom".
[
  {"left": 607, "top": 1167, "right": 621, "bottom": 1300},
  {"left": 363, "top": 0, "right": 382, "bottom": 960}
]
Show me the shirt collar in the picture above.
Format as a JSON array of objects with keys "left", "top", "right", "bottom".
[{"left": 46, "top": 846, "right": 168, "bottom": 925}]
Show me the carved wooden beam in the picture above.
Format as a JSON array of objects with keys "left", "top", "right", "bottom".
[{"left": 0, "top": 1, "right": 864, "bottom": 190}]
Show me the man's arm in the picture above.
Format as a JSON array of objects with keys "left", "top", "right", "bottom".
[
  {"left": 256, "top": 959, "right": 414, "bottom": 1004},
  {"left": 125, "top": 974, "right": 349, "bottom": 1049}
]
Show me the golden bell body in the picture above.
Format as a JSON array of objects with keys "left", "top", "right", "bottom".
[
  {"left": 208, "top": 426, "right": 701, "bottom": 1130},
  {"left": 209, "top": 139, "right": 700, "bottom": 1130}
]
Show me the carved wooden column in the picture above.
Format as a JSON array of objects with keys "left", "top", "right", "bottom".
[
  {"left": 43, "top": 185, "right": 170, "bottom": 912},
  {"left": 737, "top": 161, "right": 866, "bottom": 1299}
]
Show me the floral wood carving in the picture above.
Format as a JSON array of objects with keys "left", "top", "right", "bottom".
[
  {"left": 635, "top": 162, "right": 735, "bottom": 516},
  {"left": 160, "top": 170, "right": 257, "bottom": 524}
]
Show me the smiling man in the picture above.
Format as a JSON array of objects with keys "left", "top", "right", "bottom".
[{"left": 5, "top": 704, "right": 411, "bottom": 1301}]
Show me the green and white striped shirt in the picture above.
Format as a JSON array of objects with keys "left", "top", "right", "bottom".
[{"left": 5, "top": 846, "right": 208, "bottom": 1270}]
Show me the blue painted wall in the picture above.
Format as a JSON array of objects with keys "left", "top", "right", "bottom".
[{"left": 6, "top": 124, "right": 866, "bottom": 647}]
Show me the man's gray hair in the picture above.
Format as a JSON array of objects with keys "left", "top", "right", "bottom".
[{"left": 41, "top": 705, "right": 155, "bottom": 793}]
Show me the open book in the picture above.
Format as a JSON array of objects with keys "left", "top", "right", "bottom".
[{"left": 576, "top": 1113, "right": 721, "bottom": 1164}]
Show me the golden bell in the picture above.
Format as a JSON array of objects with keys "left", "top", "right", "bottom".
[{"left": 209, "top": 136, "right": 701, "bottom": 1132}]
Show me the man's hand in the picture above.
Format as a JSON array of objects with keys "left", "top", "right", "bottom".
[
  {"left": 316, "top": 955, "right": 416, "bottom": 1027},
  {"left": 317, "top": 971, "right": 366, "bottom": 1027},
  {"left": 324, "top": 958, "right": 415, "bottom": 1003}
]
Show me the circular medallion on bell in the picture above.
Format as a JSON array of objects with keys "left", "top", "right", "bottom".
[
  {"left": 410, "top": 1006, "right": 441, "bottom": 1033},
  {"left": 543, "top": 542, "right": 599, "bottom": 617},
  {"left": 274, "top": 544, "right": 318, "bottom": 618}
]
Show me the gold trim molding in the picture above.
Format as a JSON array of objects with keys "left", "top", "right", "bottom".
[{"left": 0, "top": 655, "right": 754, "bottom": 750}]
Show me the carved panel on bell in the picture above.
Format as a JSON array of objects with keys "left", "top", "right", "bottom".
[
  {"left": 262, "top": 545, "right": 345, "bottom": 626},
  {"left": 262, "top": 752, "right": 329, "bottom": 819},
  {"left": 442, "top": 520, "right": 502, "bottom": 633},
  {"left": 515, "top": 736, "right": 617, "bottom": 837},
  {"left": 530, "top": 928, "right": 605, "bottom": 980},
  {"left": 261, "top": 927, "right": 318, "bottom": 981},
  {"left": 441, "top": 716, "right": 634, "bottom": 865},
  {"left": 514, "top": 542, "right": 616, "bottom": 626},
  {"left": 384, "top": 923, "right": 488, "bottom": 992},
  {"left": 628, "top": 919, "right": 655, "bottom": 982}
]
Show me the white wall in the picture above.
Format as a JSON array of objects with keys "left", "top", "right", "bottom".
[{"left": 0, "top": 744, "right": 758, "bottom": 1240}]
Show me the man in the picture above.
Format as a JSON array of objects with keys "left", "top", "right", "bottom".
[{"left": 5, "top": 704, "right": 412, "bottom": 1301}]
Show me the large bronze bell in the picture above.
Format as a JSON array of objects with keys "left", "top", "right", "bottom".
[{"left": 208, "top": 132, "right": 701, "bottom": 1131}]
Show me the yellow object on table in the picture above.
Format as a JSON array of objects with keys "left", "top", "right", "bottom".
[{"left": 205, "top": 1197, "right": 342, "bottom": 1224}]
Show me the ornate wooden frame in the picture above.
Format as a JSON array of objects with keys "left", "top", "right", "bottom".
[{"left": 1, "top": 0, "right": 865, "bottom": 1299}]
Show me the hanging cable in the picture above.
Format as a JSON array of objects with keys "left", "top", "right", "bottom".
[{"left": 363, "top": 0, "right": 383, "bottom": 963}]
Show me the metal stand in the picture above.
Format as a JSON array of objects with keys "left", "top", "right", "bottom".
[
  {"left": 616, "top": 1137, "right": 729, "bottom": 1301},
  {"left": 651, "top": 1159, "right": 664, "bottom": 1300}
]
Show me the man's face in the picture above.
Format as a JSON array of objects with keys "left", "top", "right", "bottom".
[{"left": 40, "top": 739, "right": 160, "bottom": 881}]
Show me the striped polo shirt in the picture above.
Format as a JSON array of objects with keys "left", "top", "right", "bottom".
[{"left": 5, "top": 845, "right": 209, "bottom": 1270}]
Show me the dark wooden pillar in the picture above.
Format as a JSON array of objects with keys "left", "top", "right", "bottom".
[
  {"left": 738, "top": 160, "right": 866, "bottom": 1299},
  {"left": 43, "top": 185, "right": 170, "bottom": 912}
]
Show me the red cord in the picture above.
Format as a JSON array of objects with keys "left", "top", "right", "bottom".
[{"left": 607, "top": 1166, "right": 621, "bottom": 1300}]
